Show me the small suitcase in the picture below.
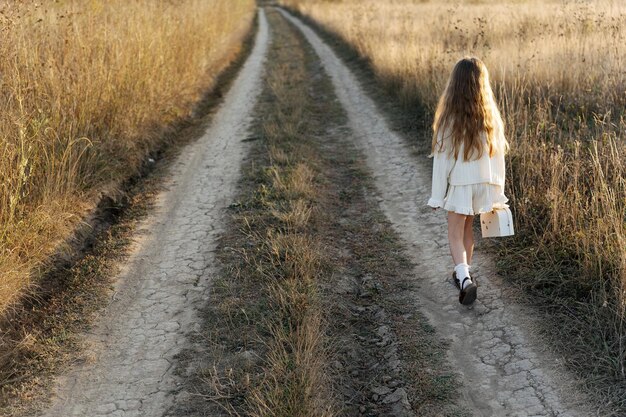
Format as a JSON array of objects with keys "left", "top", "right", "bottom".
[{"left": 480, "top": 207, "right": 514, "bottom": 238}]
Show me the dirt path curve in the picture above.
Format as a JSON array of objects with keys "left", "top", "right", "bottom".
[
  {"left": 280, "top": 9, "right": 591, "bottom": 417},
  {"left": 40, "top": 10, "right": 268, "bottom": 417}
]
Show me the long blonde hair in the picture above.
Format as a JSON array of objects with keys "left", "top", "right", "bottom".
[{"left": 431, "top": 57, "right": 507, "bottom": 161}]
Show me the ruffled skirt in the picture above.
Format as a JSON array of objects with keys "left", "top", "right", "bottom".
[{"left": 443, "top": 183, "right": 509, "bottom": 216}]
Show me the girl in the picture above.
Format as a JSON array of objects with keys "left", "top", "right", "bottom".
[{"left": 427, "top": 57, "right": 509, "bottom": 306}]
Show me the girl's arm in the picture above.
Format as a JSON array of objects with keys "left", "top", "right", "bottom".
[{"left": 427, "top": 134, "right": 454, "bottom": 208}]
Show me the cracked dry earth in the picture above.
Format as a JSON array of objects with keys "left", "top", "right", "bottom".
[
  {"left": 39, "top": 11, "right": 269, "bottom": 417},
  {"left": 39, "top": 6, "right": 593, "bottom": 417},
  {"left": 279, "top": 8, "right": 592, "bottom": 417}
]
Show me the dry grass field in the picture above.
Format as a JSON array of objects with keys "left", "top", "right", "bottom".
[
  {"left": 0, "top": 0, "right": 255, "bottom": 314},
  {"left": 281, "top": 0, "right": 626, "bottom": 399}
]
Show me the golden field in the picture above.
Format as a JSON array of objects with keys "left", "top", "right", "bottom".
[
  {"left": 0, "top": 0, "right": 255, "bottom": 314},
  {"left": 281, "top": 0, "right": 626, "bottom": 384}
]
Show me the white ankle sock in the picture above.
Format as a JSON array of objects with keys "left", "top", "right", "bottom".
[{"left": 454, "top": 263, "right": 472, "bottom": 289}]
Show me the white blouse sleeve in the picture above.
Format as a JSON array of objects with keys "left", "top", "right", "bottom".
[{"left": 427, "top": 133, "right": 455, "bottom": 208}]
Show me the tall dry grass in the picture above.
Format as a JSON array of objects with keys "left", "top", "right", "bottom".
[
  {"left": 0, "top": 0, "right": 255, "bottom": 314},
  {"left": 281, "top": 0, "right": 626, "bottom": 395}
]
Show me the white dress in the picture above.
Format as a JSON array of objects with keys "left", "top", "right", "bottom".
[
  {"left": 427, "top": 124, "right": 509, "bottom": 216},
  {"left": 442, "top": 183, "right": 508, "bottom": 216}
]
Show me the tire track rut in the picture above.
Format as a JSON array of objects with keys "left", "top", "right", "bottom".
[
  {"left": 39, "top": 10, "right": 269, "bottom": 417},
  {"left": 279, "top": 8, "right": 592, "bottom": 417}
]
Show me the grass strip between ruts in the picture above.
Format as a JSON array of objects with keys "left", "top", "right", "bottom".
[{"left": 180, "top": 9, "right": 465, "bottom": 417}]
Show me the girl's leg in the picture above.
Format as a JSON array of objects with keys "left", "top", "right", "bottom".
[
  {"left": 447, "top": 212, "right": 469, "bottom": 265},
  {"left": 448, "top": 212, "right": 477, "bottom": 304},
  {"left": 463, "top": 215, "right": 475, "bottom": 265}
]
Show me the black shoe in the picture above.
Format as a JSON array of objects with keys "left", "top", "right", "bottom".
[
  {"left": 452, "top": 271, "right": 461, "bottom": 290},
  {"left": 458, "top": 277, "right": 477, "bottom": 305},
  {"left": 453, "top": 271, "right": 478, "bottom": 287}
]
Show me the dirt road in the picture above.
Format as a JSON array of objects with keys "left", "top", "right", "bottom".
[
  {"left": 38, "top": 6, "right": 592, "bottom": 417},
  {"left": 279, "top": 8, "right": 590, "bottom": 417},
  {"left": 40, "top": 11, "right": 269, "bottom": 417}
]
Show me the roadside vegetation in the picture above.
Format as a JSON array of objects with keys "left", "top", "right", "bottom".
[
  {"left": 0, "top": 0, "right": 255, "bottom": 315},
  {"left": 0, "top": 0, "right": 254, "bottom": 412},
  {"left": 279, "top": 0, "right": 626, "bottom": 410}
]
